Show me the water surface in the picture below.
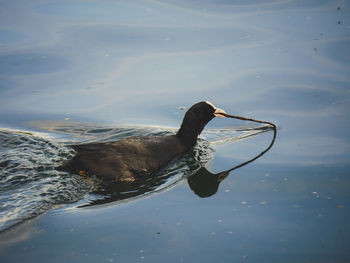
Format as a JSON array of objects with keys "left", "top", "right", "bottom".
[{"left": 1, "top": 0, "right": 350, "bottom": 262}]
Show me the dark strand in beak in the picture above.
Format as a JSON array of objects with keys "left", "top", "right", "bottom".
[
  {"left": 217, "top": 112, "right": 276, "bottom": 129},
  {"left": 217, "top": 112, "right": 277, "bottom": 172}
]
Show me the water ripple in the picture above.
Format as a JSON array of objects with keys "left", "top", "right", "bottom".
[
  {"left": 0, "top": 123, "right": 271, "bottom": 231},
  {"left": 0, "top": 129, "right": 93, "bottom": 232}
]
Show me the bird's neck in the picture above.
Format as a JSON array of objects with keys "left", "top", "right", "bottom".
[{"left": 176, "top": 121, "right": 204, "bottom": 148}]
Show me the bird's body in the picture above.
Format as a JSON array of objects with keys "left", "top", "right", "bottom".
[
  {"left": 56, "top": 101, "right": 227, "bottom": 181},
  {"left": 58, "top": 135, "right": 187, "bottom": 181}
]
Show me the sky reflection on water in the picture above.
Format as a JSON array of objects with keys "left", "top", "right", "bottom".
[
  {"left": 1, "top": 0, "right": 349, "bottom": 166},
  {"left": 0, "top": 0, "right": 350, "bottom": 262}
]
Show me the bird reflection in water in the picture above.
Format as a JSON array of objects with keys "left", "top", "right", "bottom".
[{"left": 189, "top": 123, "right": 276, "bottom": 198}]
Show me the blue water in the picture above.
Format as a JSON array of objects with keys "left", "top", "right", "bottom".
[{"left": 1, "top": 0, "right": 350, "bottom": 262}]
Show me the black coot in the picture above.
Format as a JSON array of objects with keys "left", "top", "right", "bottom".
[{"left": 56, "top": 101, "right": 226, "bottom": 182}]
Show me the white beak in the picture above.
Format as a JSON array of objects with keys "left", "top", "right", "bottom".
[
  {"left": 205, "top": 101, "right": 227, "bottom": 117},
  {"left": 214, "top": 108, "right": 227, "bottom": 117}
]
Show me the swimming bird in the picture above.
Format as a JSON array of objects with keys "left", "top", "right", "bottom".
[{"left": 56, "top": 101, "right": 227, "bottom": 182}]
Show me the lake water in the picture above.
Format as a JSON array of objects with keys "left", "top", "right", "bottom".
[{"left": 1, "top": 0, "right": 350, "bottom": 262}]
